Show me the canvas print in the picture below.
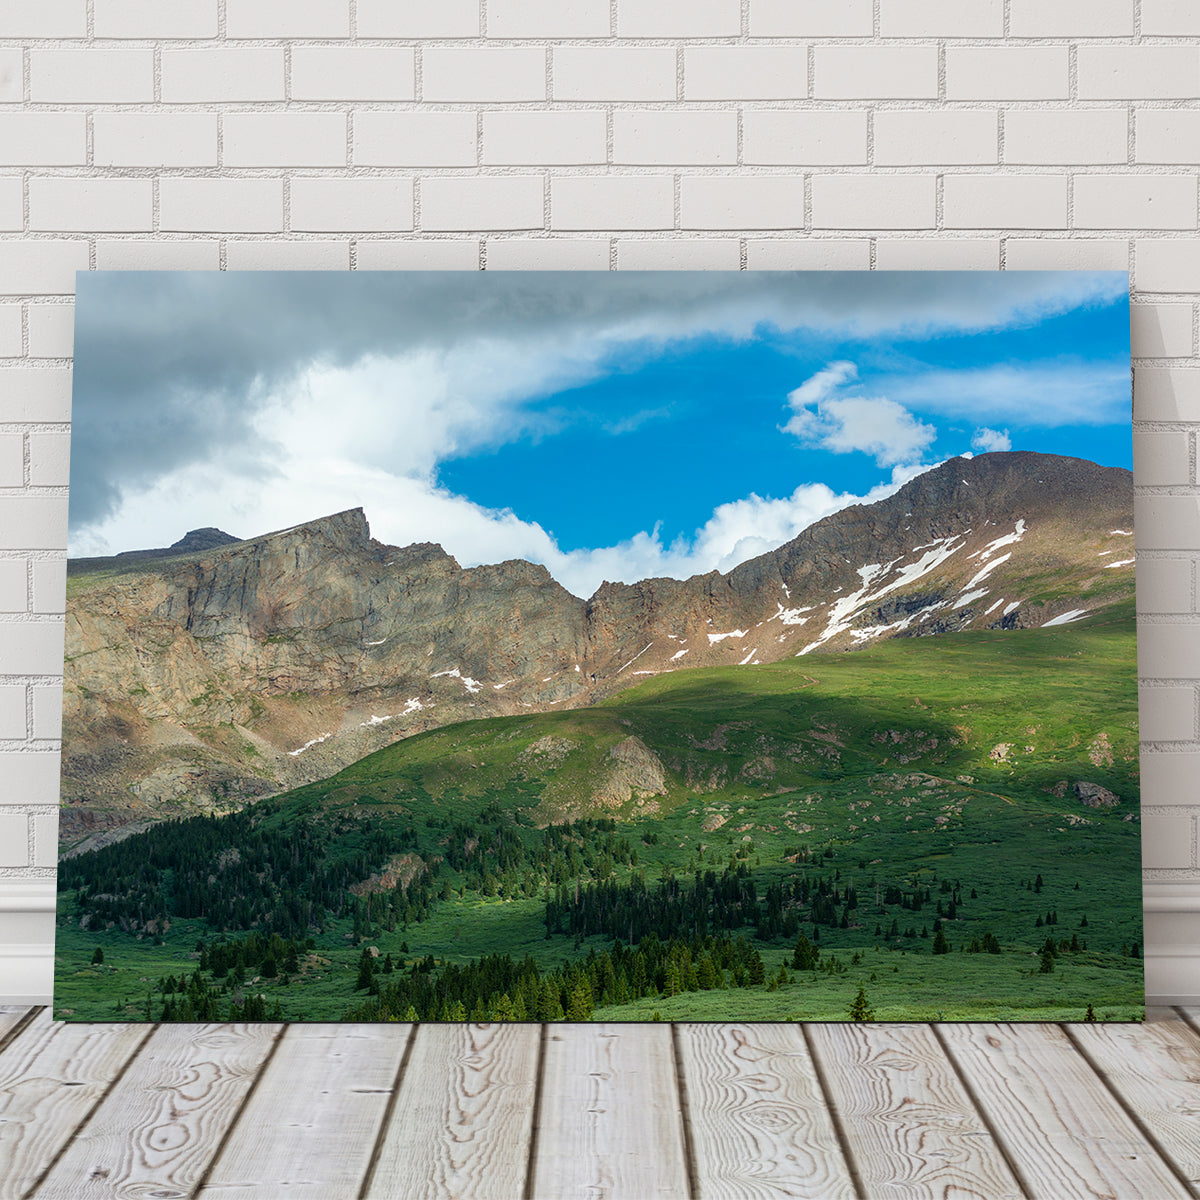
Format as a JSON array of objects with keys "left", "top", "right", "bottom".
[{"left": 54, "top": 271, "right": 1142, "bottom": 1023}]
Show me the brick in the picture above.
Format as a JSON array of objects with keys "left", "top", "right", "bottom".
[
  {"left": 0, "top": 621, "right": 64, "bottom": 672},
  {"left": 31, "top": 685, "right": 62, "bottom": 740},
  {"left": 1141, "top": 753, "right": 1200, "bottom": 807},
  {"left": 1140, "top": 686, "right": 1196, "bottom": 741},
  {"left": 1136, "top": 496, "right": 1200, "bottom": 549},
  {"left": 31, "top": 560, "right": 65, "bottom": 614},
  {"left": 0, "top": 685, "right": 23, "bottom": 738},
  {"left": 750, "top": 0, "right": 871, "bottom": 35},
  {"left": 1134, "top": 431, "right": 1190, "bottom": 486},
  {"left": 1137, "top": 240, "right": 1200, "bottom": 293},
  {"left": 160, "top": 178, "right": 283, "bottom": 233},
  {"left": 0, "top": 370, "right": 72, "bottom": 421},
  {"left": 680, "top": 176, "right": 805, "bottom": 230},
  {"left": 813, "top": 46, "right": 937, "bottom": 100},
  {"left": 485, "top": 111, "right": 607, "bottom": 166},
  {"left": 33, "top": 176, "right": 151, "bottom": 232},
  {"left": 0, "top": 561, "right": 24, "bottom": 612},
  {"left": 874, "top": 110, "right": 998, "bottom": 166},
  {"left": 553, "top": 47, "right": 676, "bottom": 101},
  {"left": 0, "top": 498, "right": 67, "bottom": 552},
  {"left": 1140, "top": 623, "right": 1200, "bottom": 678},
  {"left": 685, "top": 48, "right": 807, "bottom": 101},
  {"left": 0, "top": 178, "right": 21, "bottom": 232},
  {"left": 1134, "top": 368, "right": 1200, "bottom": 420},
  {"left": 0, "top": 435, "right": 21, "bottom": 487},
  {"left": 943, "top": 175, "right": 1068, "bottom": 229},
  {"left": 93, "top": 113, "right": 218, "bottom": 168},
  {"left": 0, "top": 245, "right": 86, "bottom": 298},
  {"left": 225, "top": 0, "right": 349, "bottom": 38},
  {"left": 749, "top": 236, "right": 868, "bottom": 270},
  {"left": 0, "top": 0, "right": 86, "bottom": 36},
  {"left": 1143, "top": 813, "right": 1195, "bottom": 869},
  {"left": 551, "top": 176, "right": 674, "bottom": 231},
  {"left": 423, "top": 48, "right": 546, "bottom": 103},
  {"left": 812, "top": 175, "right": 936, "bottom": 229},
  {"left": 0, "top": 753, "right": 60, "bottom": 805},
  {"left": 1004, "top": 110, "right": 1128, "bottom": 166},
  {"left": 290, "top": 178, "right": 412, "bottom": 233},
  {"left": 33, "top": 812, "right": 58, "bottom": 864},
  {"left": 0, "top": 50, "right": 21, "bottom": 105},
  {"left": 490, "top": 0, "right": 608, "bottom": 37},
  {"left": 1078, "top": 47, "right": 1200, "bottom": 100},
  {"left": 1136, "top": 557, "right": 1192, "bottom": 613},
  {"left": 945, "top": 47, "right": 1069, "bottom": 100},
  {"left": 485, "top": 239, "right": 609, "bottom": 270},
  {"left": 0, "top": 814, "right": 28, "bottom": 867},
  {"left": 877, "top": 240, "right": 1001, "bottom": 271},
  {"left": 613, "top": 111, "right": 736, "bottom": 166},
  {"left": 29, "top": 432, "right": 70, "bottom": 488},
  {"left": 94, "top": 0, "right": 218, "bottom": 37},
  {"left": 357, "top": 0, "right": 478, "bottom": 36},
  {"left": 421, "top": 176, "right": 543, "bottom": 232},
  {"left": 1004, "top": 238, "right": 1129, "bottom": 271},
  {"left": 95, "top": 240, "right": 220, "bottom": 270},
  {"left": 31, "top": 50, "right": 154, "bottom": 104},
  {"left": 742, "top": 111, "right": 865, "bottom": 166},
  {"left": 0, "top": 306, "right": 20, "bottom": 356},
  {"left": 618, "top": 0, "right": 739, "bottom": 37},
  {"left": 880, "top": 0, "right": 1002, "bottom": 37},
  {"left": 0, "top": 114, "right": 85, "bottom": 166},
  {"left": 223, "top": 114, "right": 347, "bottom": 168},
  {"left": 290, "top": 48, "right": 415, "bottom": 102},
  {"left": 356, "top": 112, "right": 476, "bottom": 167},
  {"left": 1075, "top": 175, "right": 1197, "bottom": 231},
  {"left": 1131, "top": 303, "right": 1194, "bottom": 358},
  {"left": 1141, "top": 0, "right": 1200, "bottom": 35},
  {"left": 162, "top": 49, "right": 285, "bottom": 103},
  {"left": 27, "top": 304, "right": 73, "bottom": 355},
  {"left": 616, "top": 240, "right": 741, "bottom": 270},
  {"left": 356, "top": 240, "right": 479, "bottom": 270},
  {"left": 1009, "top": 0, "right": 1133, "bottom": 36},
  {"left": 1137, "top": 110, "right": 1200, "bottom": 166}
]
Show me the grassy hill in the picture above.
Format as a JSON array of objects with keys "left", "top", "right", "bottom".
[{"left": 54, "top": 601, "right": 1144, "bottom": 1023}]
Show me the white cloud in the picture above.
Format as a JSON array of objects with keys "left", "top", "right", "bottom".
[
  {"left": 972, "top": 427, "right": 1012, "bottom": 453},
  {"left": 783, "top": 363, "right": 938, "bottom": 467}
]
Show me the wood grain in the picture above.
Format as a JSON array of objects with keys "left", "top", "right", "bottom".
[
  {"left": 30, "top": 1022, "right": 281, "bottom": 1200},
  {"left": 808, "top": 1022, "right": 1024, "bottom": 1200},
  {"left": 676, "top": 1023, "right": 855, "bottom": 1200},
  {"left": 0, "top": 1006, "right": 34, "bottom": 1052},
  {"left": 365, "top": 1022, "right": 538, "bottom": 1200},
  {"left": 1066, "top": 1017, "right": 1200, "bottom": 1195},
  {"left": 530, "top": 1023, "right": 690, "bottom": 1200},
  {"left": 939, "top": 1022, "right": 1191, "bottom": 1200},
  {"left": 0, "top": 1009, "right": 151, "bottom": 1200},
  {"left": 196, "top": 1022, "right": 413, "bottom": 1199}
]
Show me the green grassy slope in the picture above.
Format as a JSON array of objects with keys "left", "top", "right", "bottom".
[{"left": 54, "top": 601, "right": 1143, "bottom": 1023}]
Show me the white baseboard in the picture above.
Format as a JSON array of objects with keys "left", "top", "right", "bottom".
[{"left": 0, "top": 944, "right": 53, "bottom": 1005}]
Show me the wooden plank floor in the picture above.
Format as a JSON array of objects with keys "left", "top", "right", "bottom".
[{"left": 0, "top": 1008, "right": 1197, "bottom": 1200}]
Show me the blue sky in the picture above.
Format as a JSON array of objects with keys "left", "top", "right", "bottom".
[{"left": 71, "top": 270, "right": 1130, "bottom": 598}]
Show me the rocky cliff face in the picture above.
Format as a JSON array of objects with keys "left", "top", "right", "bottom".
[{"left": 60, "top": 451, "right": 1134, "bottom": 850}]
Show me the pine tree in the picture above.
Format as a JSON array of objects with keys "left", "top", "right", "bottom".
[
  {"left": 848, "top": 986, "right": 874, "bottom": 1022},
  {"left": 1084, "top": 1003, "right": 1097, "bottom": 1022},
  {"left": 91, "top": 947, "right": 104, "bottom": 965},
  {"left": 932, "top": 929, "right": 950, "bottom": 955}
]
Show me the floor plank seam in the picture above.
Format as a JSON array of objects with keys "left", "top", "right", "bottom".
[
  {"left": 931, "top": 1023, "right": 1035, "bottom": 1200},
  {"left": 521, "top": 1023, "right": 549, "bottom": 1200},
  {"left": 1059, "top": 1022, "right": 1200, "bottom": 1200},
  {"left": 188, "top": 1022, "right": 289, "bottom": 1199},
  {"left": 21, "top": 1020, "right": 161, "bottom": 1200},
  {"left": 669, "top": 1024, "right": 700, "bottom": 1200},
  {"left": 356, "top": 1021, "right": 418, "bottom": 1200},
  {"left": 0, "top": 1007, "right": 40, "bottom": 1058},
  {"left": 800, "top": 1024, "right": 868, "bottom": 1200},
  {"left": 1176, "top": 1006, "right": 1200, "bottom": 1041}
]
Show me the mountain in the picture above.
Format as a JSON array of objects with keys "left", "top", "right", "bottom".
[{"left": 60, "top": 451, "right": 1134, "bottom": 851}]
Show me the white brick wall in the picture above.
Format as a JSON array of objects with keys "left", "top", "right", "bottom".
[{"left": 0, "top": 3, "right": 1196, "bottom": 1003}]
